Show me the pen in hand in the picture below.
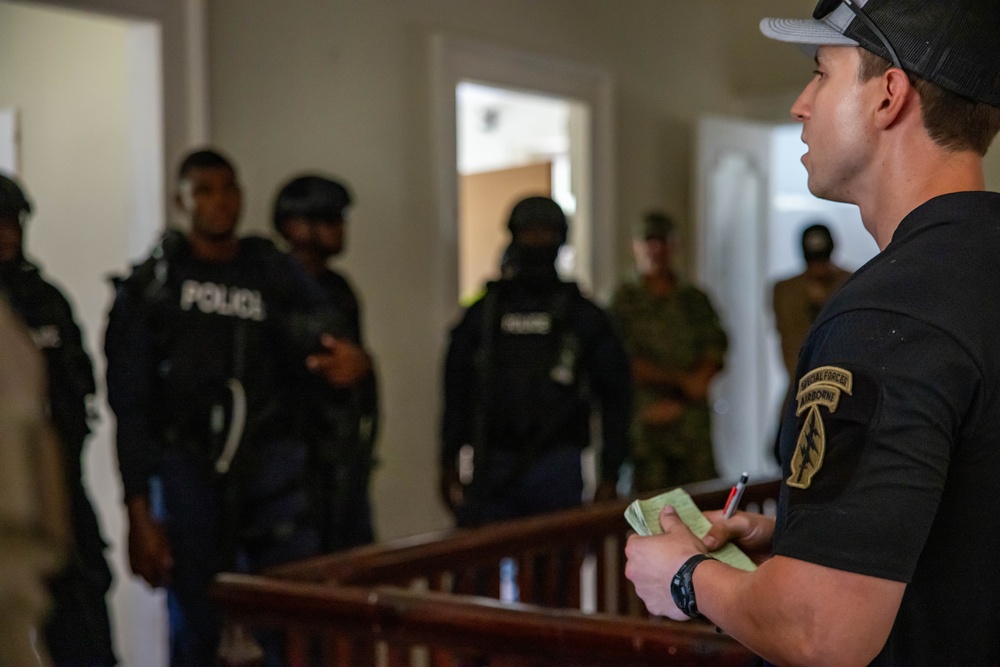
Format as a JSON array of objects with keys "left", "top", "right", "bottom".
[{"left": 723, "top": 472, "right": 749, "bottom": 519}]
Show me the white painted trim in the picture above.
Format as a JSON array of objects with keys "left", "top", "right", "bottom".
[
  {"left": 0, "top": 108, "right": 19, "bottom": 173},
  {"left": 182, "top": 0, "right": 209, "bottom": 145},
  {"left": 430, "top": 34, "right": 616, "bottom": 317},
  {"left": 125, "top": 20, "right": 166, "bottom": 258}
]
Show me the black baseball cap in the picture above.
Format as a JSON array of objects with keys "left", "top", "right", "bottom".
[
  {"left": 802, "top": 223, "right": 834, "bottom": 261},
  {"left": 760, "top": 0, "right": 1000, "bottom": 108}
]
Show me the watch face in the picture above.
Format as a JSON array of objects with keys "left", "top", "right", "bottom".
[
  {"left": 671, "top": 570, "right": 696, "bottom": 616},
  {"left": 670, "top": 554, "right": 711, "bottom": 619}
]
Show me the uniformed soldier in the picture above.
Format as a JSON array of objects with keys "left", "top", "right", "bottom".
[
  {"left": 104, "top": 149, "right": 364, "bottom": 664},
  {"left": 440, "top": 195, "right": 632, "bottom": 527},
  {"left": 772, "top": 222, "right": 852, "bottom": 384},
  {"left": 610, "top": 211, "right": 728, "bottom": 492},
  {"left": 0, "top": 172, "right": 116, "bottom": 665},
  {"left": 770, "top": 222, "right": 851, "bottom": 464},
  {"left": 272, "top": 174, "right": 379, "bottom": 552}
]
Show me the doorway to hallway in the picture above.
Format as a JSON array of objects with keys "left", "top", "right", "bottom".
[
  {"left": 694, "top": 116, "right": 879, "bottom": 482},
  {"left": 456, "top": 82, "right": 587, "bottom": 303}
]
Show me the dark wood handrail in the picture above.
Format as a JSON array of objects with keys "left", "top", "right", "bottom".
[
  {"left": 268, "top": 477, "right": 781, "bottom": 585},
  {"left": 213, "top": 574, "right": 752, "bottom": 665},
  {"left": 212, "top": 476, "right": 781, "bottom": 666}
]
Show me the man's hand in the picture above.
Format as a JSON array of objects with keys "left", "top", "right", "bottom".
[
  {"left": 701, "top": 509, "right": 776, "bottom": 563},
  {"left": 624, "top": 506, "right": 707, "bottom": 620},
  {"left": 632, "top": 357, "right": 721, "bottom": 403},
  {"left": 126, "top": 496, "right": 173, "bottom": 588},
  {"left": 306, "top": 334, "right": 372, "bottom": 388},
  {"left": 641, "top": 398, "right": 684, "bottom": 426},
  {"left": 439, "top": 465, "right": 465, "bottom": 515},
  {"left": 677, "top": 360, "right": 721, "bottom": 402}
]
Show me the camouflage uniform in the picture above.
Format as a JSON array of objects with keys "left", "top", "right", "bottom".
[{"left": 610, "top": 281, "right": 727, "bottom": 492}]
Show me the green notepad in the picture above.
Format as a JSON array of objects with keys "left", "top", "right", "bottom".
[{"left": 625, "top": 488, "right": 757, "bottom": 572}]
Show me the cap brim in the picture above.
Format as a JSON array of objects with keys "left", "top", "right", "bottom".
[{"left": 760, "top": 17, "right": 859, "bottom": 47}]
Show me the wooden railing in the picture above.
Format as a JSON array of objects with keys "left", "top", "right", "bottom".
[{"left": 212, "top": 476, "right": 780, "bottom": 666}]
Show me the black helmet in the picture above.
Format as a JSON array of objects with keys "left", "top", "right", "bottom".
[
  {"left": 0, "top": 173, "right": 32, "bottom": 223},
  {"left": 506, "top": 195, "right": 568, "bottom": 244},
  {"left": 273, "top": 174, "right": 352, "bottom": 232}
]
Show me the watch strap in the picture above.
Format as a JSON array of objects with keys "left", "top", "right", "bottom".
[{"left": 670, "top": 553, "right": 713, "bottom": 619}]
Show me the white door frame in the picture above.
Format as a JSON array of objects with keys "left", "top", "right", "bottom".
[
  {"left": 26, "top": 0, "right": 209, "bottom": 182},
  {"left": 430, "top": 34, "right": 616, "bottom": 320}
]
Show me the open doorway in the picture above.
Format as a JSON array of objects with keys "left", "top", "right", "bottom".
[
  {"left": 0, "top": 2, "right": 168, "bottom": 664},
  {"left": 456, "top": 82, "right": 590, "bottom": 302},
  {"left": 694, "top": 116, "right": 879, "bottom": 483},
  {"left": 431, "top": 34, "right": 615, "bottom": 327}
]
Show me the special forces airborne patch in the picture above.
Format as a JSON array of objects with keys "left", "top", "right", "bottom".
[{"left": 787, "top": 366, "right": 853, "bottom": 489}]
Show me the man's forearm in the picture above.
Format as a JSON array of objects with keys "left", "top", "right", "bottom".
[
  {"left": 631, "top": 357, "right": 683, "bottom": 390},
  {"left": 632, "top": 357, "right": 721, "bottom": 401},
  {"left": 694, "top": 556, "right": 902, "bottom": 666}
]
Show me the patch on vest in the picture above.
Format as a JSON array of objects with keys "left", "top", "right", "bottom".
[
  {"left": 788, "top": 365, "right": 853, "bottom": 489},
  {"left": 179, "top": 280, "right": 266, "bottom": 321},
  {"left": 500, "top": 312, "right": 552, "bottom": 335}
]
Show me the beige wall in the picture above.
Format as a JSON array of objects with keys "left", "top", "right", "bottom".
[{"left": 205, "top": 0, "right": 797, "bottom": 540}]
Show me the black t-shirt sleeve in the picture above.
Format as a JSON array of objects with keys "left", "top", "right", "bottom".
[{"left": 775, "top": 309, "right": 977, "bottom": 582}]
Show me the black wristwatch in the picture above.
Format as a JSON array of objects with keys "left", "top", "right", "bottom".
[{"left": 671, "top": 553, "right": 714, "bottom": 619}]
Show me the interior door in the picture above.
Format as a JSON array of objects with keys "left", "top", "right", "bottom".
[{"left": 694, "top": 116, "right": 778, "bottom": 480}]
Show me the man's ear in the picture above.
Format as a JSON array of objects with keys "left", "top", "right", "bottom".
[
  {"left": 174, "top": 178, "right": 189, "bottom": 213},
  {"left": 874, "top": 68, "right": 915, "bottom": 130}
]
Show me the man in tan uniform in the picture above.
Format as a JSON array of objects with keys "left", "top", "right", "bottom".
[{"left": 772, "top": 223, "right": 851, "bottom": 381}]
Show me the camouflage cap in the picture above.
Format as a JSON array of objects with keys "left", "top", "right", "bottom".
[{"left": 641, "top": 211, "right": 675, "bottom": 240}]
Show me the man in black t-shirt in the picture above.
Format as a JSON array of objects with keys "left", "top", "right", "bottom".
[
  {"left": 624, "top": 1, "right": 1000, "bottom": 665},
  {"left": 105, "top": 150, "right": 367, "bottom": 665}
]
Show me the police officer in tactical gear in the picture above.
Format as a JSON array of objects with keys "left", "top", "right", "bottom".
[
  {"left": 104, "top": 149, "right": 363, "bottom": 665},
  {"left": 0, "top": 172, "right": 117, "bottom": 665},
  {"left": 272, "top": 174, "right": 379, "bottom": 552},
  {"left": 440, "top": 195, "right": 632, "bottom": 528}
]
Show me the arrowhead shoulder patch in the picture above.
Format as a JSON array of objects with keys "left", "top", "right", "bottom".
[{"left": 788, "top": 366, "right": 854, "bottom": 489}]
